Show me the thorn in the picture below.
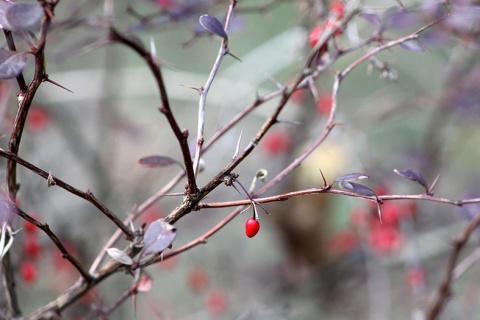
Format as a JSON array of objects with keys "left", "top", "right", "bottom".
[
  {"left": 180, "top": 84, "right": 203, "bottom": 94},
  {"left": 276, "top": 118, "right": 303, "bottom": 126},
  {"left": 307, "top": 76, "right": 319, "bottom": 103},
  {"left": 260, "top": 70, "right": 284, "bottom": 90},
  {"left": 428, "top": 174, "right": 440, "bottom": 196},
  {"left": 45, "top": 78, "right": 73, "bottom": 93},
  {"left": 233, "top": 128, "right": 243, "bottom": 159},
  {"left": 319, "top": 169, "right": 328, "bottom": 187},
  {"left": 226, "top": 49, "right": 242, "bottom": 62}
]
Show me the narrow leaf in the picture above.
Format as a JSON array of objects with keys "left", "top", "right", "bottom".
[
  {"left": 360, "top": 12, "right": 381, "bottom": 28},
  {"left": 4, "top": 3, "right": 43, "bottom": 31},
  {"left": 399, "top": 40, "right": 424, "bottom": 52},
  {"left": 199, "top": 14, "right": 228, "bottom": 40},
  {"left": 0, "top": 49, "right": 26, "bottom": 79},
  {"left": 141, "top": 219, "right": 177, "bottom": 257},
  {"left": 106, "top": 247, "right": 134, "bottom": 265},
  {"left": 334, "top": 172, "right": 369, "bottom": 183},
  {"left": 339, "top": 181, "right": 376, "bottom": 197},
  {"left": 393, "top": 168, "right": 428, "bottom": 190},
  {"left": 138, "top": 155, "right": 177, "bottom": 168}
]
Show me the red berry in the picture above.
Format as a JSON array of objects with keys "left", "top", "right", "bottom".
[
  {"left": 23, "top": 236, "right": 42, "bottom": 259},
  {"left": 20, "top": 260, "right": 37, "bottom": 284},
  {"left": 245, "top": 218, "right": 260, "bottom": 238},
  {"left": 330, "top": 1, "right": 345, "bottom": 20},
  {"left": 24, "top": 220, "right": 38, "bottom": 235},
  {"left": 328, "top": 229, "right": 358, "bottom": 256},
  {"left": 406, "top": 267, "right": 425, "bottom": 288},
  {"left": 261, "top": 130, "right": 292, "bottom": 155},
  {"left": 316, "top": 93, "right": 333, "bottom": 116},
  {"left": 188, "top": 267, "right": 209, "bottom": 293},
  {"left": 206, "top": 289, "right": 227, "bottom": 316},
  {"left": 368, "top": 226, "right": 402, "bottom": 254},
  {"left": 26, "top": 107, "right": 50, "bottom": 132}
]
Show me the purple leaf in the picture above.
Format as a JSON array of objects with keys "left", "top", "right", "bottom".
[
  {"left": 399, "top": 40, "right": 424, "bottom": 52},
  {"left": 360, "top": 12, "right": 381, "bottom": 28},
  {"left": 393, "top": 168, "right": 428, "bottom": 191},
  {"left": 4, "top": 3, "right": 43, "bottom": 31},
  {"left": 199, "top": 14, "right": 228, "bottom": 40},
  {"left": 383, "top": 7, "right": 420, "bottom": 31},
  {"left": 334, "top": 172, "right": 369, "bottom": 183},
  {"left": 339, "top": 181, "right": 376, "bottom": 197},
  {"left": 141, "top": 219, "right": 177, "bottom": 257},
  {"left": 138, "top": 155, "right": 178, "bottom": 168},
  {"left": 0, "top": 49, "right": 26, "bottom": 79}
]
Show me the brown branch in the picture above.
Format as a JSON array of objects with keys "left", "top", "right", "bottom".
[
  {"left": 0, "top": 148, "right": 134, "bottom": 241},
  {"left": 108, "top": 27, "right": 197, "bottom": 196}
]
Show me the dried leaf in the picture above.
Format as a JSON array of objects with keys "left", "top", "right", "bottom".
[
  {"left": 141, "top": 219, "right": 177, "bottom": 257},
  {"left": 0, "top": 49, "right": 26, "bottom": 79},
  {"left": 199, "top": 14, "right": 228, "bottom": 40},
  {"left": 334, "top": 172, "right": 369, "bottom": 183},
  {"left": 106, "top": 247, "right": 134, "bottom": 265},
  {"left": 138, "top": 155, "right": 177, "bottom": 168}
]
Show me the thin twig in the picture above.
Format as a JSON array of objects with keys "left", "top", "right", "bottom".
[{"left": 192, "top": 0, "right": 238, "bottom": 175}]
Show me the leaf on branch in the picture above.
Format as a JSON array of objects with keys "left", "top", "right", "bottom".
[
  {"left": 141, "top": 219, "right": 177, "bottom": 257},
  {"left": 334, "top": 172, "right": 369, "bottom": 183},
  {"left": 199, "top": 14, "right": 228, "bottom": 40},
  {"left": 399, "top": 40, "right": 424, "bottom": 52},
  {"left": 360, "top": 11, "right": 381, "bottom": 29},
  {"left": 106, "top": 247, "right": 134, "bottom": 265},
  {"left": 339, "top": 181, "right": 376, "bottom": 197},
  {"left": 138, "top": 155, "right": 178, "bottom": 168},
  {"left": 393, "top": 168, "right": 428, "bottom": 191},
  {"left": 2, "top": 3, "right": 43, "bottom": 31},
  {"left": 0, "top": 49, "right": 26, "bottom": 79}
]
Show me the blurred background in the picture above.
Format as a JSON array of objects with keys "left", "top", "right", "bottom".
[{"left": 1, "top": 0, "right": 480, "bottom": 319}]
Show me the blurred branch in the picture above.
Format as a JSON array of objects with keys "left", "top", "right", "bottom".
[{"left": 426, "top": 208, "right": 480, "bottom": 319}]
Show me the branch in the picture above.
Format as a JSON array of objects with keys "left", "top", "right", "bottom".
[
  {"left": 426, "top": 210, "right": 480, "bottom": 319},
  {"left": 108, "top": 27, "right": 198, "bottom": 195},
  {"left": 192, "top": 0, "right": 238, "bottom": 175},
  {"left": 0, "top": 148, "right": 134, "bottom": 241},
  {"left": 13, "top": 205, "right": 92, "bottom": 281}
]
